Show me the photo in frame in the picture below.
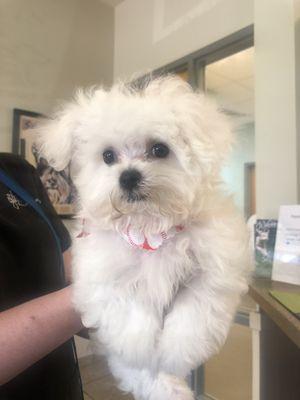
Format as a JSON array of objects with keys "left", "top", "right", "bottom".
[{"left": 12, "top": 109, "right": 76, "bottom": 217}]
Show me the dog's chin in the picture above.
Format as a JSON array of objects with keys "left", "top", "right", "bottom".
[
  {"left": 87, "top": 191, "right": 189, "bottom": 234},
  {"left": 107, "top": 190, "right": 148, "bottom": 219},
  {"left": 104, "top": 184, "right": 192, "bottom": 232}
]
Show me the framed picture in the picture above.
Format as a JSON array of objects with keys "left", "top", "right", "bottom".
[{"left": 12, "top": 108, "right": 76, "bottom": 217}]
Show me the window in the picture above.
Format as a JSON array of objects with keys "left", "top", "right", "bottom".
[{"left": 152, "top": 27, "right": 255, "bottom": 219}]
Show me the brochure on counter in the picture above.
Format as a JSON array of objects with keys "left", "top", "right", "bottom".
[
  {"left": 272, "top": 205, "right": 300, "bottom": 286},
  {"left": 254, "top": 219, "right": 277, "bottom": 278}
]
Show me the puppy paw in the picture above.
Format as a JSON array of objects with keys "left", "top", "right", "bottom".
[
  {"left": 168, "top": 383, "right": 194, "bottom": 400},
  {"left": 149, "top": 373, "right": 194, "bottom": 400}
]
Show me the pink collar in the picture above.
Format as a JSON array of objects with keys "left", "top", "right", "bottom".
[
  {"left": 120, "top": 224, "right": 184, "bottom": 251},
  {"left": 77, "top": 219, "right": 184, "bottom": 251}
]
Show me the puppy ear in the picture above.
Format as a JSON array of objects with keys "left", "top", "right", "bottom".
[
  {"left": 199, "top": 94, "right": 234, "bottom": 170},
  {"left": 37, "top": 102, "right": 80, "bottom": 171},
  {"left": 178, "top": 91, "right": 234, "bottom": 177},
  {"left": 145, "top": 76, "right": 234, "bottom": 175}
]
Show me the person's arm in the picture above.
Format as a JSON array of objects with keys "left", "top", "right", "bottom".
[{"left": 0, "top": 285, "right": 83, "bottom": 385}]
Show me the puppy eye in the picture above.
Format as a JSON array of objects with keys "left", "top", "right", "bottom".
[
  {"left": 151, "top": 143, "right": 169, "bottom": 158},
  {"left": 103, "top": 149, "right": 116, "bottom": 165}
]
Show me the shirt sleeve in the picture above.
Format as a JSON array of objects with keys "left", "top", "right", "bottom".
[
  {"left": 31, "top": 169, "right": 72, "bottom": 253},
  {"left": 0, "top": 237, "right": 16, "bottom": 310}
]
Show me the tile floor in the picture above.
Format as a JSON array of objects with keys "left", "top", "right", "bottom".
[{"left": 79, "top": 354, "right": 134, "bottom": 400}]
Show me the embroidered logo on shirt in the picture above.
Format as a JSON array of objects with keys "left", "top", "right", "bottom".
[{"left": 6, "top": 191, "right": 28, "bottom": 209}]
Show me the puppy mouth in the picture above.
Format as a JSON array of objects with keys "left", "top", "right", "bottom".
[{"left": 123, "top": 191, "right": 147, "bottom": 203}]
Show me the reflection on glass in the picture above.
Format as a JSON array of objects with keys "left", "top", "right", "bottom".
[{"left": 205, "top": 47, "right": 255, "bottom": 217}]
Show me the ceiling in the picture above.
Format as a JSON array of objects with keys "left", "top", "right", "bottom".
[{"left": 206, "top": 47, "right": 254, "bottom": 123}]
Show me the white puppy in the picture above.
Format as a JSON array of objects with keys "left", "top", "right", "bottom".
[{"left": 39, "top": 76, "right": 251, "bottom": 400}]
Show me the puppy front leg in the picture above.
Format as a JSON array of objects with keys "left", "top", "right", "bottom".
[
  {"left": 89, "top": 298, "right": 162, "bottom": 368},
  {"left": 111, "top": 301, "right": 161, "bottom": 366},
  {"left": 159, "top": 274, "right": 241, "bottom": 377}
]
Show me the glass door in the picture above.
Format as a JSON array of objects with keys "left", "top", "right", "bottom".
[{"left": 196, "top": 46, "right": 255, "bottom": 400}]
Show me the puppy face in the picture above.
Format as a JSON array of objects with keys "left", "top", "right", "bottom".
[{"left": 39, "top": 76, "right": 232, "bottom": 231}]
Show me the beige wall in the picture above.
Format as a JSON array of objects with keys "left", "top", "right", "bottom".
[
  {"left": 255, "top": 0, "right": 300, "bottom": 218},
  {"left": 3, "top": 0, "right": 298, "bottom": 217},
  {"left": 0, "top": 0, "right": 114, "bottom": 152},
  {"left": 114, "top": 0, "right": 253, "bottom": 79}
]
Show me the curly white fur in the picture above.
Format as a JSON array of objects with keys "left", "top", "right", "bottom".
[{"left": 39, "top": 76, "right": 251, "bottom": 400}]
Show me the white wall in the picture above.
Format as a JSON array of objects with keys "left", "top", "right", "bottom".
[
  {"left": 255, "top": 0, "right": 300, "bottom": 217},
  {"left": 114, "top": 0, "right": 253, "bottom": 79},
  {"left": 0, "top": 0, "right": 114, "bottom": 152}
]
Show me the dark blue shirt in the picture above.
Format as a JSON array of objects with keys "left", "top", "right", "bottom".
[{"left": 0, "top": 153, "right": 83, "bottom": 400}]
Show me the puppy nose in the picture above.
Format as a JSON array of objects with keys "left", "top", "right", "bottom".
[{"left": 119, "top": 169, "right": 142, "bottom": 191}]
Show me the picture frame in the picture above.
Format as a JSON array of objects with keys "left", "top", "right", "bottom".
[{"left": 12, "top": 108, "right": 76, "bottom": 217}]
